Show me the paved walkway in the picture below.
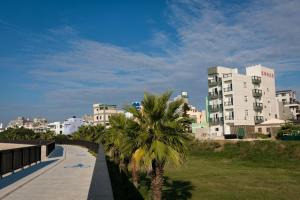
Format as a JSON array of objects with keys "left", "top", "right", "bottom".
[{"left": 0, "top": 145, "right": 96, "bottom": 200}]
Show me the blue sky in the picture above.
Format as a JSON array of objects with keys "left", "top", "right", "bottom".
[{"left": 0, "top": 0, "right": 300, "bottom": 124}]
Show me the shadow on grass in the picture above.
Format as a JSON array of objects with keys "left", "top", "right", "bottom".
[
  {"left": 106, "top": 157, "right": 144, "bottom": 200},
  {"left": 163, "top": 177, "right": 194, "bottom": 200}
]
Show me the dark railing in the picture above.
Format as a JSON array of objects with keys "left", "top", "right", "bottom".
[
  {"left": 56, "top": 139, "right": 99, "bottom": 154},
  {"left": 225, "top": 116, "right": 234, "bottom": 120},
  {"left": 0, "top": 140, "right": 55, "bottom": 157},
  {"left": 253, "top": 89, "right": 262, "bottom": 97},
  {"left": 0, "top": 145, "right": 41, "bottom": 178},
  {"left": 209, "top": 104, "right": 223, "bottom": 112},
  {"left": 252, "top": 76, "right": 261, "bottom": 84},
  {"left": 208, "top": 91, "right": 222, "bottom": 99},
  {"left": 253, "top": 102, "right": 263, "bottom": 110},
  {"left": 254, "top": 116, "right": 264, "bottom": 124}
]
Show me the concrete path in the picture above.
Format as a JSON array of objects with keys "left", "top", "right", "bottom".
[{"left": 0, "top": 145, "right": 96, "bottom": 200}]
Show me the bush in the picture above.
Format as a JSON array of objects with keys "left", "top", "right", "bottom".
[{"left": 277, "top": 123, "right": 300, "bottom": 139}]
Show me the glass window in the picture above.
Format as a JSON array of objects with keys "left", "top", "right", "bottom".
[
  {"left": 243, "top": 82, "right": 247, "bottom": 88},
  {"left": 244, "top": 96, "right": 248, "bottom": 102}
]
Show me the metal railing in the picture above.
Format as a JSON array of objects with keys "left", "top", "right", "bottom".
[
  {"left": 225, "top": 116, "right": 234, "bottom": 120},
  {"left": 252, "top": 76, "right": 261, "bottom": 84},
  {"left": 253, "top": 102, "right": 263, "bottom": 110},
  {"left": 56, "top": 139, "right": 99, "bottom": 154},
  {"left": 0, "top": 140, "right": 55, "bottom": 157},
  {"left": 223, "top": 73, "right": 232, "bottom": 78},
  {"left": 252, "top": 89, "right": 262, "bottom": 97},
  {"left": 0, "top": 145, "right": 41, "bottom": 178},
  {"left": 254, "top": 116, "right": 264, "bottom": 124},
  {"left": 209, "top": 104, "right": 223, "bottom": 112},
  {"left": 224, "top": 101, "right": 233, "bottom": 106},
  {"left": 223, "top": 87, "right": 232, "bottom": 92}
]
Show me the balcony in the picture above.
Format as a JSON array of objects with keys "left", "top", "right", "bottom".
[
  {"left": 208, "top": 91, "right": 222, "bottom": 99},
  {"left": 252, "top": 76, "right": 261, "bottom": 84},
  {"left": 223, "top": 73, "right": 232, "bottom": 78},
  {"left": 208, "top": 78, "right": 221, "bottom": 87},
  {"left": 253, "top": 102, "right": 263, "bottom": 111},
  {"left": 252, "top": 89, "right": 262, "bottom": 97},
  {"left": 209, "top": 117, "right": 223, "bottom": 125},
  {"left": 225, "top": 116, "right": 234, "bottom": 121},
  {"left": 223, "top": 87, "right": 232, "bottom": 92},
  {"left": 224, "top": 101, "right": 233, "bottom": 106},
  {"left": 254, "top": 116, "right": 264, "bottom": 124},
  {"left": 209, "top": 104, "right": 223, "bottom": 113}
]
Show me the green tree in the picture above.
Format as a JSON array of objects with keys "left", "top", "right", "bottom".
[
  {"left": 128, "top": 91, "right": 189, "bottom": 200},
  {"left": 72, "top": 124, "right": 105, "bottom": 143}
]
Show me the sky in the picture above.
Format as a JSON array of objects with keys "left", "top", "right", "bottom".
[{"left": 0, "top": 0, "right": 300, "bottom": 124}]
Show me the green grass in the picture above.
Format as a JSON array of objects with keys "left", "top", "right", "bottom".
[
  {"left": 107, "top": 140, "right": 300, "bottom": 200},
  {"left": 139, "top": 140, "right": 300, "bottom": 199}
]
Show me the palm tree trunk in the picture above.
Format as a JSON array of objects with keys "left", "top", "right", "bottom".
[
  {"left": 132, "top": 159, "right": 139, "bottom": 187},
  {"left": 151, "top": 160, "right": 164, "bottom": 200}
]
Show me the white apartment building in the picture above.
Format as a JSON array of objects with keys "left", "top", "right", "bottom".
[
  {"left": 276, "top": 90, "right": 300, "bottom": 120},
  {"left": 93, "top": 104, "right": 118, "bottom": 126},
  {"left": 208, "top": 64, "right": 277, "bottom": 137},
  {"left": 63, "top": 116, "right": 84, "bottom": 135},
  {"left": 0, "top": 123, "right": 3, "bottom": 132},
  {"left": 48, "top": 122, "right": 64, "bottom": 135}
]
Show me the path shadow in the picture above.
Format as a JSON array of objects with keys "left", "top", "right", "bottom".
[
  {"left": 106, "top": 158, "right": 144, "bottom": 200},
  {"left": 163, "top": 176, "right": 194, "bottom": 200},
  {"left": 0, "top": 159, "right": 58, "bottom": 190},
  {"left": 48, "top": 145, "right": 64, "bottom": 158}
]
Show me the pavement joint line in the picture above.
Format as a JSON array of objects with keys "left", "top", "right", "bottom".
[{"left": 0, "top": 146, "right": 67, "bottom": 200}]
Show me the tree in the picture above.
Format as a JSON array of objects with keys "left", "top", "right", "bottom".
[
  {"left": 72, "top": 124, "right": 105, "bottom": 143},
  {"left": 127, "top": 91, "right": 189, "bottom": 200}
]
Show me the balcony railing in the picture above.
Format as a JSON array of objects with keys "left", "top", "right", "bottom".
[
  {"left": 224, "top": 101, "right": 233, "bottom": 106},
  {"left": 253, "top": 102, "right": 263, "bottom": 111},
  {"left": 209, "top": 117, "right": 223, "bottom": 125},
  {"left": 252, "top": 76, "right": 261, "bottom": 84},
  {"left": 254, "top": 116, "right": 264, "bottom": 124},
  {"left": 223, "top": 87, "right": 232, "bottom": 92},
  {"left": 223, "top": 73, "right": 232, "bottom": 78},
  {"left": 252, "top": 89, "right": 262, "bottom": 97},
  {"left": 209, "top": 104, "right": 223, "bottom": 113},
  {"left": 208, "top": 91, "right": 222, "bottom": 99},
  {"left": 225, "top": 116, "right": 234, "bottom": 121},
  {"left": 208, "top": 78, "right": 221, "bottom": 87}
]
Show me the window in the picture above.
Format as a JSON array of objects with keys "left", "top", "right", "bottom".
[
  {"left": 258, "top": 128, "right": 262, "bottom": 133},
  {"left": 243, "top": 82, "right": 247, "bottom": 88},
  {"left": 244, "top": 96, "right": 248, "bottom": 102},
  {"left": 266, "top": 128, "right": 271, "bottom": 133},
  {"left": 275, "top": 114, "right": 278, "bottom": 119},
  {"left": 267, "top": 88, "right": 269, "bottom": 92},
  {"left": 215, "top": 128, "right": 219, "bottom": 131},
  {"left": 245, "top": 110, "right": 248, "bottom": 116},
  {"left": 96, "top": 116, "right": 99, "bottom": 120}
]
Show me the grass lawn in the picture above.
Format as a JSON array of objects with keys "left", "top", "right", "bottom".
[
  {"left": 108, "top": 140, "right": 300, "bottom": 200},
  {"left": 142, "top": 140, "right": 300, "bottom": 200}
]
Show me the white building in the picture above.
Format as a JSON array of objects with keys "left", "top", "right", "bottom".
[
  {"left": 207, "top": 64, "right": 277, "bottom": 137},
  {"left": 63, "top": 116, "right": 84, "bottom": 135},
  {"left": 6, "top": 117, "right": 48, "bottom": 133},
  {"left": 0, "top": 123, "right": 4, "bottom": 132},
  {"left": 48, "top": 122, "right": 64, "bottom": 135},
  {"left": 276, "top": 90, "right": 300, "bottom": 120}
]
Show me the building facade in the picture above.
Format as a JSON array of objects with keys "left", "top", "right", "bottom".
[
  {"left": 63, "top": 116, "right": 84, "bottom": 135},
  {"left": 48, "top": 122, "right": 64, "bottom": 135},
  {"left": 93, "top": 104, "right": 118, "bottom": 126},
  {"left": 207, "top": 65, "right": 277, "bottom": 137},
  {"left": 276, "top": 90, "right": 300, "bottom": 120}
]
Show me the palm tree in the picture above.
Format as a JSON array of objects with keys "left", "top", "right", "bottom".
[{"left": 127, "top": 91, "right": 189, "bottom": 200}]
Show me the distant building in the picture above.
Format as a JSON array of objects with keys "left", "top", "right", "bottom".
[
  {"left": 207, "top": 64, "right": 277, "bottom": 138},
  {"left": 82, "top": 114, "right": 94, "bottom": 125},
  {"left": 174, "top": 91, "right": 189, "bottom": 104},
  {"left": 0, "top": 123, "right": 3, "bottom": 132},
  {"left": 6, "top": 117, "right": 48, "bottom": 133},
  {"left": 132, "top": 102, "right": 142, "bottom": 110},
  {"left": 48, "top": 122, "right": 64, "bottom": 135},
  {"left": 93, "top": 103, "right": 118, "bottom": 126},
  {"left": 63, "top": 116, "right": 84, "bottom": 135},
  {"left": 276, "top": 90, "right": 300, "bottom": 120}
]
